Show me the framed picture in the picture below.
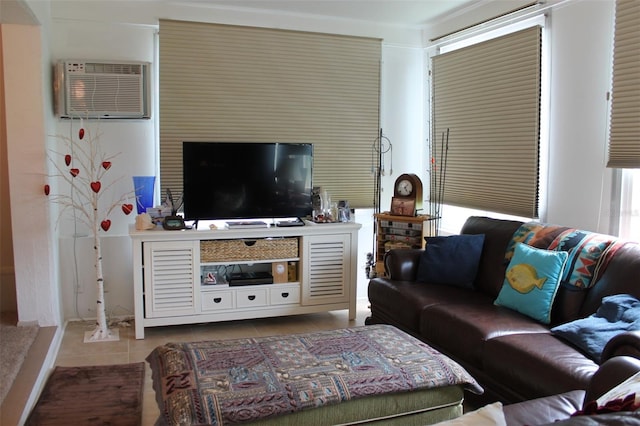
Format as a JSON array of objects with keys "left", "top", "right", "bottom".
[{"left": 390, "top": 197, "right": 416, "bottom": 216}]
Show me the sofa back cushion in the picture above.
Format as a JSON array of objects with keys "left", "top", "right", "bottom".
[
  {"left": 460, "top": 216, "right": 523, "bottom": 297},
  {"left": 505, "top": 223, "right": 621, "bottom": 290},
  {"left": 580, "top": 243, "right": 640, "bottom": 317},
  {"left": 461, "top": 216, "right": 640, "bottom": 324}
]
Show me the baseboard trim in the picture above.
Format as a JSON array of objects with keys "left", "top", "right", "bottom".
[{"left": 13, "top": 324, "right": 64, "bottom": 426}]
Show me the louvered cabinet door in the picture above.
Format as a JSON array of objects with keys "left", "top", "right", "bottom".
[
  {"left": 301, "top": 233, "right": 351, "bottom": 306},
  {"left": 143, "top": 240, "right": 199, "bottom": 318}
]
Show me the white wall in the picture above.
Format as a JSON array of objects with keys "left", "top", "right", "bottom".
[
  {"left": 3, "top": 22, "right": 60, "bottom": 326},
  {"left": 48, "top": 20, "right": 156, "bottom": 320},
  {"left": 14, "top": 0, "right": 620, "bottom": 322},
  {"left": 424, "top": 0, "right": 617, "bottom": 234},
  {"left": 44, "top": 2, "right": 425, "bottom": 319},
  {"left": 379, "top": 45, "right": 426, "bottom": 213},
  {"left": 546, "top": 0, "right": 615, "bottom": 233}
]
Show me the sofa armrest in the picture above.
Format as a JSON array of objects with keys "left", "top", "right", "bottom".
[
  {"left": 503, "top": 390, "right": 585, "bottom": 425},
  {"left": 383, "top": 249, "right": 423, "bottom": 281},
  {"left": 584, "top": 356, "right": 640, "bottom": 404},
  {"left": 504, "top": 356, "right": 640, "bottom": 425},
  {"left": 601, "top": 330, "right": 640, "bottom": 362}
]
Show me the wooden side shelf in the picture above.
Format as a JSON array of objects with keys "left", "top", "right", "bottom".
[{"left": 373, "top": 213, "right": 437, "bottom": 276}]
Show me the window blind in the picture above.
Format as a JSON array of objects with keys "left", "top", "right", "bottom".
[
  {"left": 431, "top": 26, "right": 542, "bottom": 218},
  {"left": 159, "top": 20, "right": 381, "bottom": 208},
  {"left": 607, "top": 0, "right": 640, "bottom": 169}
]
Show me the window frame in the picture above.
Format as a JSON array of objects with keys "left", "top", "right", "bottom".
[{"left": 427, "top": 15, "right": 548, "bottom": 233}]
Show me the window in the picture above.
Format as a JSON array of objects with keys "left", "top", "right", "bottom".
[
  {"left": 429, "top": 15, "right": 547, "bottom": 234},
  {"left": 619, "top": 169, "right": 640, "bottom": 242},
  {"left": 158, "top": 20, "right": 381, "bottom": 208},
  {"left": 609, "top": 0, "right": 639, "bottom": 241},
  {"left": 607, "top": 0, "right": 640, "bottom": 169}
]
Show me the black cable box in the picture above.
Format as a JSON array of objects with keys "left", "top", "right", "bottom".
[{"left": 228, "top": 271, "right": 274, "bottom": 286}]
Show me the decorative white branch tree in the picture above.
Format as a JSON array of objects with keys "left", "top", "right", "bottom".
[{"left": 45, "top": 123, "right": 135, "bottom": 342}]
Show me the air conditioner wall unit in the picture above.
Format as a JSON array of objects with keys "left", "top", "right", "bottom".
[{"left": 54, "top": 60, "right": 151, "bottom": 119}]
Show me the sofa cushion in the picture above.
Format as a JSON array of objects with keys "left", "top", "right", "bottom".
[
  {"left": 416, "top": 234, "right": 485, "bottom": 289},
  {"left": 551, "top": 294, "right": 640, "bottom": 363},
  {"left": 367, "top": 278, "right": 490, "bottom": 334},
  {"left": 460, "top": 216, "right": 524, "bottom": 298},
  {"left": 483, "top": 333, "right": 598, "bottom": 400},
  {"left": 551, "top": 283, "right": 589, "bottom": 325},
  {"left": 495, "top": 243, "right": 568, "bottom": 324},
  {"left": 419, "top": 302, "right": 549, "bottom": 367},
  {"left": 580, "top": 243, "right": 640, "bottom": 316}
]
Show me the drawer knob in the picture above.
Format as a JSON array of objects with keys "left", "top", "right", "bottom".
[
  {"left": 281, "top": 292, "right": 289, "bottom": 298},
  {"left": 248, "top": 295, "right": 256, "bottom": 301},
  {"left": 214, "top": 297, "right": 222, "bottom": 303}
]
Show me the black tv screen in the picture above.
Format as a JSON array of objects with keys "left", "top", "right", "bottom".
[{"left": 182, "top": 142, "right": 313, "bottom": 221}]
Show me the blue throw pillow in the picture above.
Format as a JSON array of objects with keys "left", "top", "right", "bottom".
[
  {"left": 416, "top": 234, "right": 485, "bottom": 289},
  {"left": 494, "top": 243, "right": 568, "bottom": 324}
]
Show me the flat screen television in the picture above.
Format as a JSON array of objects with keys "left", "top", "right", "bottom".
[{"left": 182, "top": 142, "right": 313, "bottom": 221}]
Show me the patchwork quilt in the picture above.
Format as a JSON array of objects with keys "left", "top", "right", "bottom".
[{"left": 147, "top": 324, "right": 482, "bottom": 425}]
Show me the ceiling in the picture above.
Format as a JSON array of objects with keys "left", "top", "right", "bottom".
[
  {"left": 183, "top": 0, "right": 479, "bottom": 27},
  {"left": 0, "top": 0, "right": 38, "bottom": 24},
  {"left": 1, "top": 0, "right": 481, "bottom": 27}
]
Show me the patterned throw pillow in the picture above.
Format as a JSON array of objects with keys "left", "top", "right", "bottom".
[
  {"left": 505, "top": 222, "right": 622, "bottom": 289},
  {"left": 547, "top": 229, "right": 619, "bottom": 288},
  {"left": 495, "top": 243, "right": 568, "bottom": 324}
]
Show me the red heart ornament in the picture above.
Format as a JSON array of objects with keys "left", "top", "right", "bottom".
[
  {"left": 100, "top": 219, "right": 111, "bottom": 231},
  {"left": 102, "top": 161, "right": 111, "bottom": 170},
  {"left": 79, "top": 128, "right": 85, "bottom": 140},
  {"left": 65, "top": 154, "right": 72, "bottom": 166},
  {"left": 122, "top": 204, "right": 133, "bottom": 215},
  {"left": 44, "top": 184, "right": 50, "bottom": 195},
  {"left": 70, "top": 168, "right": 79, "bottom": 177},
  {"left": 90, "top": 181, "right": 101, "bottom": 193}
]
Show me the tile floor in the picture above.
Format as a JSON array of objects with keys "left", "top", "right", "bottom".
[{"left": 54, "top": 299, "right": 372, "bottom": 425}]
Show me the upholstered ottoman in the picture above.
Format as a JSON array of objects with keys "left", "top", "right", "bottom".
[{"left": 146, "top": 324, "right": 482, "bottom": 425}]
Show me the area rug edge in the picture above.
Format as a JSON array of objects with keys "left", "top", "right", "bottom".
[{"left": 25, "top": 362, "right": 145, "bottom": 426}]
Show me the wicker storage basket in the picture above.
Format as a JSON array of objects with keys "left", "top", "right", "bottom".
[{"left": 200, "top": 238, "right": 299, "bottom": 262}]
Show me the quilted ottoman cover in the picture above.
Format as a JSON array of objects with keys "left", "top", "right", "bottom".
[{"left": 147, "top": 324, "right": 482, "bottom": 425}]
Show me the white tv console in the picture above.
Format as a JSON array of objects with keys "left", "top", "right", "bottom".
[{"left": 129, "top": 221, "right": 361, "bottom": 339}]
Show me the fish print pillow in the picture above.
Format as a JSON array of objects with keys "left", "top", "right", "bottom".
[{"left": 495, "top": 242, "right": 568, "bottom": 324}]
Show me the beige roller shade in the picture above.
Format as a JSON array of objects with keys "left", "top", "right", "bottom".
[
  {"left": 431, "top": 26, "right": 542, "bottom": 218},
  {"left": 607, "top": 0, "right": 640, "bottom": 169},
  {"left": 159, "top": 20, "right": 381, "bottom": 208}
]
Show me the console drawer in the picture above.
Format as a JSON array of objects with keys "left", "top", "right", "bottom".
[
  {"left": 201, "top": 291, "right": 234, "bottom": 311},
  {"left": 270, "top": 286, "right": 300, "bottom": 305},
  {"left": 236, "top": 288, "right": 268, "bottom": 308}
]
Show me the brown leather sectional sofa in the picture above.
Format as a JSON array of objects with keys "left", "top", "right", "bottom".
[
  {"left": 366, "top": 216, "right": 640, "bottom": 404},
  {"left": 504, "top": 356, "right": 640, "bottom": 424}
]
